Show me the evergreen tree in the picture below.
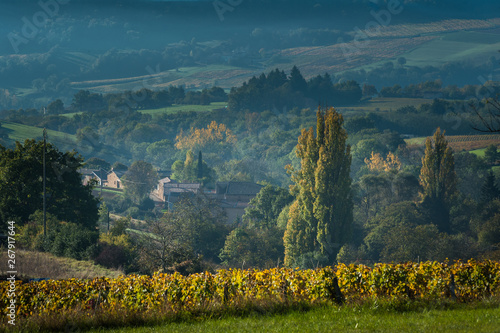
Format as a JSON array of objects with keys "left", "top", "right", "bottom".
[
  {"left": 267, "top": 68, "right": 288, "bottom": 89},
  {"left": 197, "top": 151, "right": 203, "bottom": 180},
  {"left": 171, "top": 150, "right": 215, "bottom": 187},
  {"left": 289, "top": 66, "right": 307, "bottom": 93},
  {"left": 419, "top": 128, "right": 457, "bottom": 233},
  {"left": 480, "top": 171, "right": 500, "bottom": 204},
  {"left": 484, "top": 144, "right": 499, "bottom": 165},
  {"left": 284, "top": 107, "right": 352, "bottom": 268}
]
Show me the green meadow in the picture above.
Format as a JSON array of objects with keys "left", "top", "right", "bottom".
[
  {"left": 470, "top": 148, "right": 486, "bottom": 157},
  {"left": 86, "top": 301, "right": 500, "bottom": 333},
  {"left": 398, "top": 31, "right": 500, "bottom": 68},
  {"left": 0, "top": 121, "right": 77, "bottom": 145},
  {"left": 338, "top": 97, "right": 434, "bottom": 113},
  {"left": 139, "top": 102, "right": 227, "bottom": 116}
]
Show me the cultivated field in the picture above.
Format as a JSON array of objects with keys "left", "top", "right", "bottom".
[
  {"left": 1, "top": 260, "right": 498, "bottom": 332},
  {"left": 406, "top": 134, "right": 500, "bottom": 152},
  {"left": 71, "top": 65, "right": 254, "bottom": 94}
]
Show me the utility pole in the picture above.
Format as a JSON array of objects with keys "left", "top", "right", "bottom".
[
  {"left": 100, "top": 167, "right": 103, "bottom": 197},
  {"left": 43, "top": 127, "right": 47, "bottom": 236}
]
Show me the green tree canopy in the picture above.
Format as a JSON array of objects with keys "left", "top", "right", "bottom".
[
  {"left": 480, "top": 171, "right": 500, "bottom": 205},
  {"left": 220, "top": 185, "right": 293, "bottom": 268},
  {"left": 112, "top": 162, "right": 128, "bottom": 171},
  {"left": 174, "top": 194, "right": 228, "bottom": 262},
  {"left": 362, "top": 201, "right": 427, "bottom": 261},
  {"left": 122, "top": 160, "right": 158, "bottom": 203},
  {"left": 0, "top": 139, "right": 99, "bottom": 231},
  {"left": 170, "top": 150, "right": 215, "bottom": 187},
  {"left": 242, "top": 184, "right": 294, "bottom": 229},
  {"left": 484, "top": 144, "right": 499, "bottom": 165},
  {"left": 219, "top": 226, "right": 284, "bottom": 268},
  {"left": 85, "top": 157, "right": 111, "bottom": 171},
  {"left": 47, "top": 99, "right": 65, "bottom": 115},
  {"left": 138, "top": 193, "right": 228, "bottom": 274}
]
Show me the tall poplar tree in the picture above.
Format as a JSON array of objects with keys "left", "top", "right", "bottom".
[
  {"left": 284, "top": 107, "right": 352, "bottom": 267},
  {"left": 419, "top": 128, "right": 457, "bottom": 233}
]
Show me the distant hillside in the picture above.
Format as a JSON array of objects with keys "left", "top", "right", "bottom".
[
  {"left": 75, "top": 20, "right": 500, "bottom": 94},
  {"left": 1, "top": 0, "right": 499, "bottom": 109}
]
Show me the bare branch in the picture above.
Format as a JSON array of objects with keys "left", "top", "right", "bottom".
[{"left": 470, "top": 98, "right": 500, "bottom": 133}]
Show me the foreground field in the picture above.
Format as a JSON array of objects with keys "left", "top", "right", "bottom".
[
  {"left": 91, "top": 302, "right": 500, "bottom": 333},
  {"left": 1, "top": 260, "right": 498, "bottom": 332}
]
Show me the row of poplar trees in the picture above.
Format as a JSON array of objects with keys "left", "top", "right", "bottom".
[{"left": 283, "top": 107, "right": 456, "bottom": 267}]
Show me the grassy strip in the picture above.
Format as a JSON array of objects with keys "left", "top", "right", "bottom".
[
  {"left": 96, "top": 188, "right": 124, "bottom": 195},
  {"left": 60, "top": 111, "right": 84, "bottom": 118},
  {"left": 405, "top": 137, "right": 427, "bottom": 145},
  {"left": 337, "top": 97, "right": 433, "bottom": 113},
  {"left": 137, "top": 303, "right": 499, "bottom": 333},
  {"left": 4, "top": 297, "right": 499, "bottom": 333},
  {"left": 100, "top": 301, "right": 500, "bottom": 333}
]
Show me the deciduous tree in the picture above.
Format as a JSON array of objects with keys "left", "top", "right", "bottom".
[
  {"left": 170, "top": 150, "right": 215, "bottom": 187},
  {"left": 175, "top": 121, "right": 237, "bottom": 152},
  {"left": 243, "top": 185, "right": 294, "bottom": 229},
  {"left": 122, "top": 160, "right": 158, "bottom": 203},
  {"left": 419, "top": 128, "right": 457, "bottom": 233},
  {"left": 364, "top": 151, "right": 401, "bottom": 173},
  {"left": 0, "top": 140, "right": 99, "bottom": 231},
  {"left": 284, "top": 107, "right": 352, "bottom": 268},
  {"left": 47, "top": 99, "right": 64, "bottom": 114}
]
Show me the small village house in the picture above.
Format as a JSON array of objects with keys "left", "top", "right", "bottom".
[{"left": 107, "top": 168, "right": 127, "bottom": 189}]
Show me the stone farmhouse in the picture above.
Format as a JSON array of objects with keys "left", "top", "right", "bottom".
[
  {"left": 80, "top": 167, "right": 264, "bottom": 223},
  {"left": 107, "top": 168, "right": 127, "bottom": 189},
  {"left": 154, "top": 178, "right": 263, "bottom": 223}
]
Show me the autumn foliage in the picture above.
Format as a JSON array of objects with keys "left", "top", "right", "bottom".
[
  {"left": 364, "top": 151, "right": 402, "bottom": 172},
  {"left": 1, "top": 260, "right": 499, "bottom": 326},
  {"left": 175, "top": 121, "right": 237, "bottom": 151}
]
